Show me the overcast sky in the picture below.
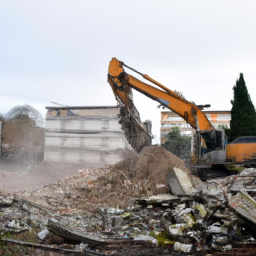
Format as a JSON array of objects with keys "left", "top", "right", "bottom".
[{"left": 1, "top": 1, "right": 256, "bottom": 143}]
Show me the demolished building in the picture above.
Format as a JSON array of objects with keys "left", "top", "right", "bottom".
[{"left": 44, "top": 105, "right": 152, "bottom": 168}]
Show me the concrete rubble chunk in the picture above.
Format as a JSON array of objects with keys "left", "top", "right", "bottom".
[
  {"left": 181, "top": 212, "right": 196, "bottom": 228},
  {"left": 167, "top": 167, "right": 197, "bottom": 195},
  {"left": 215, "top": 235, "right": 229, "bottom": 244},
  {"left": 229, "top": 176, "right": 256, "bottom": 192},
  {"left": 135, "top": 194, "right": 180, "bottom": 205},
  {"left": 47, "top": 219, "right": 106, "bottom": 246},
  {"left": 178, "top": 208, "right": 192, "bottom": 216},
  {"left": 229, "top": 191, "right": 256, "bottom": 225},
  {"left": 194, "top": 202, "right": 208, "bottom": 218},
  {"left": 107, "top": 208, "right": 124, "bottom": 214},
  {"left": 201, "top": 181, "right": 226, "bottom": 208},
  {"left": 38, "top": 229, "right": 50, "bottom": 240},
  {"left": 133, "top": 235, "right": 158, "bottom": 245},
  {"left": 0, "top": 195, "right": 14, "bottom": 206},
  {"left": 173, "top": 242, "right": 193, "bottom": 253},
  {"left": 168, "top": 224, "right": 189, "bottom": 236},
  {"left": 206, "top": 223, "right": 228, "bottom": 234},
  {"left": 239, "top": 168, "right": 256, "bottom": 176},
  {"left": 7, "top": 219, "right": 28, "bottom": 232}
]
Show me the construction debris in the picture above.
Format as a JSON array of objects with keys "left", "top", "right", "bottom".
[{"left": 1, "top": 146, "right": 256, "bottom": 255}]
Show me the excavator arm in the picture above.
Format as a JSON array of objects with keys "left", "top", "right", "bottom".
[
  {"left": 108, "top": 57, "right": 213, "bottom": 131},
  {"left": 108, "top": 57, "right": 224, "bottom": 163}
]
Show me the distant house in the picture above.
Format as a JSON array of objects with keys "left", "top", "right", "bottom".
[
  {"left": 161, "top": 110, "right": 231, "bottom": 144},
  {"left": 0, "top": 104, "right": 45, "bottom": 165}
]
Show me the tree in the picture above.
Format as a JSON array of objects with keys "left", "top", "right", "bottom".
[
  {"left": 161, "top": 126, "right": 191, "bottom": 160},
  {"left": 228, "top": 73, "right": 256, "bottom": 142}
]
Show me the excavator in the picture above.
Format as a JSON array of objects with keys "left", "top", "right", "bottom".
[{"left": 107, "top": 57, "right": 256, "bottom": 179}]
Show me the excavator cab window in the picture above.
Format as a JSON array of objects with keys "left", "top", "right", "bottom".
[
  {"left": 201, "top": 130, "right": 225, "bottom": 153},
  {"left": 230, "top": 136, "right": 256, "bottom": 144}
]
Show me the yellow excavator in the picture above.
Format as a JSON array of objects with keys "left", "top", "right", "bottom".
[{"left": 107, "top": 57, "right": 256, "bottom": 179}]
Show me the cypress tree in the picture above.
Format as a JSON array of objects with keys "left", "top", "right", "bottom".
[{"left": 229, "top": 73, "right": 256, "bottom": 142}]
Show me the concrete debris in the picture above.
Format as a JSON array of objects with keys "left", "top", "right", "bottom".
[
  {"left": 206, "top": 223, "right": 228, "bottom": 234},
  {"left": 0, "top": 195, "right": 14, "bottom": 206},
  {"left": 7, "top": 219, "right": 28, "bottom": 232},
  {"left": 240, "top": 168, "right": 256, "bottom": 176},
  {"left": 173, "top": 242, "right": 193, "bottom": 253},
  {"left": 1, "top": 146, "right": 256, "bottom": 255},
  {"left": 168, "top": 224, "right": 189, "bottom": 236},
  {"left": 38, "top": 229, "right": 50, "bottom": 240},
  {"left": 167, "top": 167, "right": 197, "bottom": 195},
  {"left": 47, "top": 218, "right": 106, "bottom": 246},
  {"left": 135, "top": 194, "right": 180, "bottom": 205},
  {"left": 107, "top": 208, "right": 124, "bottom": 214},
  {"left": 156, "top": 184, "right": 165, "bottom": 189},
  {"left": 133, "top": 235, "right": 158, "bottom": 245},
  {"left": 229, "top": 190, "right": 256, "bottom": 225}
]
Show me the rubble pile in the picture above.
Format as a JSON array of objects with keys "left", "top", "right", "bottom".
[{"left": 1, "top": 146, "right": 256, "bottom": 255}]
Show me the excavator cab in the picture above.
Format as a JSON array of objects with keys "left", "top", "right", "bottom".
[{"left": 192, "top": 129, "right": 226, "bottom": 164}]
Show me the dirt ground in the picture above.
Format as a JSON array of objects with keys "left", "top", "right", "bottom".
[
  {"left": 0, "top": 145, "right": 195, "bottom": 194},
  {"left": 0, "top": 160, "right": 101, "bottom": 193}
]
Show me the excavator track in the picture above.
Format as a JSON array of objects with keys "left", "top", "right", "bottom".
[{"left": 191, "top": 164, "right": 238, "bottom": 181}]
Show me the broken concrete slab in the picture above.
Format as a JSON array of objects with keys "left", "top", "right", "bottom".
[
  {"left": 47, "top": 218, "right": 106, "bottom": 246},
  {"left": 135, "top": 194, "right": 180, "bottom": 205},
  {"left": 167, "top": 167, "right": 197, "bottom": 195},
  {"left": 229, "top": 191, "right": 256, "bottom": 225},
  {"left": 229, "top": 176, "right": 256, "bottom": 192}
]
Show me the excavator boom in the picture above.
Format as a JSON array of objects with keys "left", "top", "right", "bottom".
[
  {"left": 108, "top": 57, "right": 213, "bottom": 131},
  {"left": 108, "top": 57, "right": 225, "bottom": 163}
]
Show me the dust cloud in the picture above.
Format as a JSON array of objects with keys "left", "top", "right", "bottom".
[{"left": 0, "top": 160, "right": 100, "bottom": 193}]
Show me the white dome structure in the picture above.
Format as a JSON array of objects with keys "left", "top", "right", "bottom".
[{"left": 5, "top": 104, "right": 44, "bottom": 128}]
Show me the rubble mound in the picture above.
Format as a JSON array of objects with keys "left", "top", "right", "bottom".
[
  {"left": 135, "top": 145, "right": 190, "bottom": 181},
  {"left": 16, "top": 146, "right": 183, "bottom": 211},
  {"left": 2, "top": 147, "right": 256, "bottom": 255}
]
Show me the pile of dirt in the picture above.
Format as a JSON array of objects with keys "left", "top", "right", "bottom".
[
  {"left": 135, "top": 145, "right": 190, "bottom": 182},
  {"left": 15, "top": 145, "right": 195, "bottom": 211}
]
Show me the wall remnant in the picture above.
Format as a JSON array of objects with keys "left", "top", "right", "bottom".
[
  {"left": 1, "top": 105, "right": 45, "bottom": 165},
  {"left": 44, "top": 106, "right": 152, "bottom": 167}
]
